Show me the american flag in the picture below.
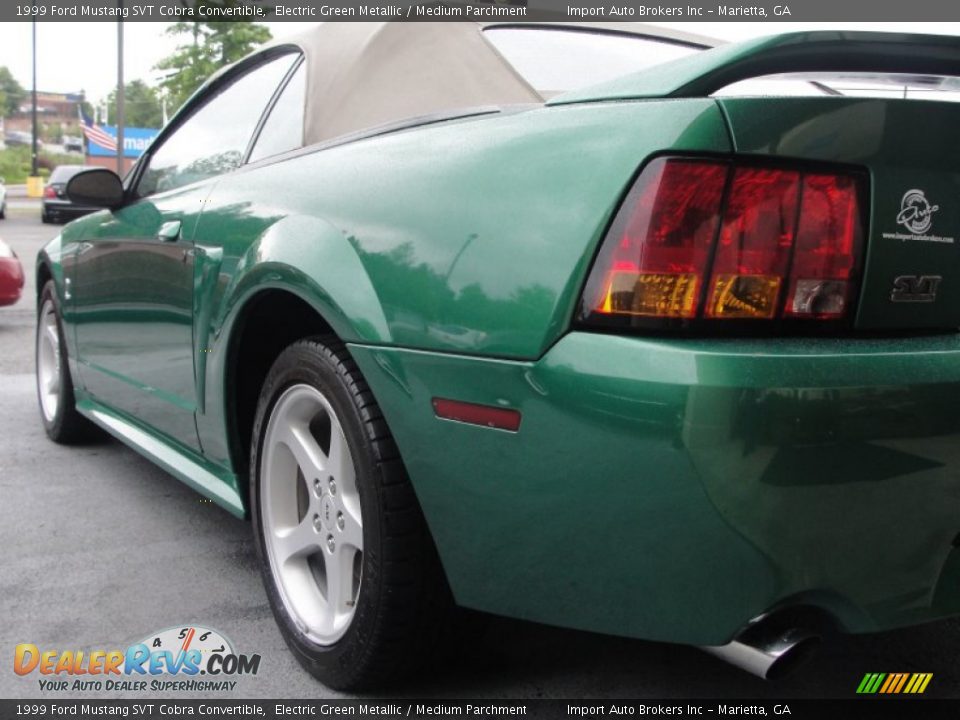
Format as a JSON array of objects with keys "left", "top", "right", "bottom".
[{"left": 79, "top": 109, "right": 117, "bottom": 154}]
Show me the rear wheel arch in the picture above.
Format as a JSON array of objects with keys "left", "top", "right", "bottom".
[
  {"left": 36, "top": 261, "right": 54, "bottom": 304},
  {"left": 217, "top": 218, "right": 392, "bottom": 498},
  {"left": 249, "top": 334, "right": 459, "bottom": 689},
  {"left": 224, "top": 285, "right": 459, "bottom": 583},
  {"left": 225, "top": 288, "right": 334, "bottom": 501}
]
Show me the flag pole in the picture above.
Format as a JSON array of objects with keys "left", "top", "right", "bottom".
[{"left": 116, "top": 8, "right": 125, "bottom": 176}]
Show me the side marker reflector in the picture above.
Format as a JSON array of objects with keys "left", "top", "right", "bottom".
[{"left": 432, "top": 398, "right": 521, "bottom": 432}]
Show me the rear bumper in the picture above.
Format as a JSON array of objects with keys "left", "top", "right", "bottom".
[
  {"left": 42, "top": 200, "right": 98, "bottom": 222},
  {"left": 350, "top": 332, "right": 960, "bottom": 645}
]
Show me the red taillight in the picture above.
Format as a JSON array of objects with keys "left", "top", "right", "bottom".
[
  {"left": 590, "top": 158, "right": 726, "bottom": 319},
  {"left": 581, "top": 157, "right": 864, "bottom": 329},
  {"left": 706, "top": 167, "right": 799, "bottom": 320},
  {"left": 784, "top": 174, "right": 861, "bottom": 319},
  {"left": 43, "top": 186, "right": 56, "bottom": 199}
]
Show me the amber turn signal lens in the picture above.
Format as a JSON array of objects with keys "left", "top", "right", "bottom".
[
  {"left": 707, "top": 275, "right": 781, "bottom": 319},
  {"left": 602, "top": 272, "right": 698, "bottom": 318}
]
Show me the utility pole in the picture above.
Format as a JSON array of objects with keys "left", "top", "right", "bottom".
[
  {"left": 30, "top": 21, "right": 38, "bottom": 178},
  {"left": 116, "top": 7, "right": 125, "bottom": 176}
]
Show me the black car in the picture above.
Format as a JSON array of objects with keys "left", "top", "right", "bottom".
[{"left": 42, "top": 165, "right": 101, "bottom": 224}]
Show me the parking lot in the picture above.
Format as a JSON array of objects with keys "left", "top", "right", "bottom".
[{"left": 2, "top": 206, "right": 960, "bottom": 700}]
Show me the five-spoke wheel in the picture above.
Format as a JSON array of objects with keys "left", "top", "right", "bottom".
[
  {"left": 251, "top": 336, "right": 452, "bottom": 690},
  {"left": 261, "top": 384, "right": 363, "bottom": 645},
  {"left": 36, "top": 297, "right": 62, "bottom": 424},
  {"left": 36, "top": 281, "right": 96, "bottom": 443}
]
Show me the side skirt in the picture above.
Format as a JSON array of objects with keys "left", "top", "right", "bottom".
[{"left": 75, "top": 397, "right": 246, "bottom": 519}]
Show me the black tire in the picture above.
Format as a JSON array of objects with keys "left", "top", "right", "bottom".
[
  {"left": 36, "top": 281, "right": 99, "bottom": 443},
  {"left": 251, "top": 336, "right": 453, "bottom": 690}
]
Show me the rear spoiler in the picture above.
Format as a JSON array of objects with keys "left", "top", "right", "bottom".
[{"left": 548, "top": 31, "right": 960, "bottom": 105}]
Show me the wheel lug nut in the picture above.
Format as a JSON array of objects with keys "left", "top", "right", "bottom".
[
  {"left": 336, "top": 512, "right": 345, "bottom": 531},
  {"left": 313, "top": 478, "right": 322, "bottom": 496},
  {"left": 312, "top": 514, "right": 322, "bottom": 533},
  {"left": 328, "top": 477, "right": 337, "bottom": 495},
  {"left": 326, "top": 535, "right": 336, "bottom": 553}
]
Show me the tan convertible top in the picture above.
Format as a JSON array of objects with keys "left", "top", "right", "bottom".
[
  {"left": 265, "top": 22, "right": 717, "bottom": 146},
  {"left": 282, "top": 23, "right": 538, "bottom": 145}
]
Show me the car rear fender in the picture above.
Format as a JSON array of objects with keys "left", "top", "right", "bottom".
[
  {"left": 213, "top": 214, "right": 391, "bottom": 348},
  {"left": 194, "top": 214, "right": 391, "bottom": 468}
]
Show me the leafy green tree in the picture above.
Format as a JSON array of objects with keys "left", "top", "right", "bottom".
[
  {"left": 0, "top": 67, "right": 27, "bottom": 118},
  {"left": 79, "top": 98, "right": 95, "bottom": 121},
  {"left": 41, "top": 122, "right": 63, "bottom": 143},
  {"left": 154, "top": 8, "right": 271, "bottom": 113},
  {"left": 107, "top": 80, "right": 164, "bottom": 128}
]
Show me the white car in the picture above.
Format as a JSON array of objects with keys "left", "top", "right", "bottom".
[{"left": 0, "top": 177, "right": 6, "bottom": 220}]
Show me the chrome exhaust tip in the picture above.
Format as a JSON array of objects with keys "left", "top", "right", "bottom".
[{"left": 701, "top": 625, "right": 821, "bottom": 680}]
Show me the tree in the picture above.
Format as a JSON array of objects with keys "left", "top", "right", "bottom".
[
  {"left": 154, "top": 7, "right": 271, "bottom": 113},
  {"left": 107, "top": 80, "right": 163, "bottom": 128},
  {"left": 41, "top": 122, "right": 63, "bottom": 143},
  {"left": 0, "top": 66, "right": 27, "bottom": 118}
]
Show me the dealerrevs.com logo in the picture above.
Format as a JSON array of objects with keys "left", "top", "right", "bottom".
[{"left": 14, "top": 625, "right": 261, "bottom": 693}]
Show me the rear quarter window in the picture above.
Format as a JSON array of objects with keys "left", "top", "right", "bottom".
[{"left": 249, "top": 61, "right": 306, "bottom": 163}]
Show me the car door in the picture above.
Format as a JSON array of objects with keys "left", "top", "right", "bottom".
[{"left": 73, "top": 50, "right": 301, "bottom": 451}]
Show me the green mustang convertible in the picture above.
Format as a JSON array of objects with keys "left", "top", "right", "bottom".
[{"left": 35, "top": 22, "right": 960, "bottom": 688}]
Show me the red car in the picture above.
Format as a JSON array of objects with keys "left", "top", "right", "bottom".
[{"left": 0, "top": 238, "right": 24, "bottom": 306}]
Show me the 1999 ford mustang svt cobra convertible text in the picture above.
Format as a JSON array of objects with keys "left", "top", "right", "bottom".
[{"left": 34, "top": 22, "right": 960, "bottom": 688}]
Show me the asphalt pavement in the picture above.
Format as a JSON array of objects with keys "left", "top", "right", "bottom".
[{"left": 2, "top": 207, "right": 959, "bottom": 700}]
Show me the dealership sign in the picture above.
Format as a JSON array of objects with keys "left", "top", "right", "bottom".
[{"left": 86, "top": 125, "right": 159, "bottom": 158}]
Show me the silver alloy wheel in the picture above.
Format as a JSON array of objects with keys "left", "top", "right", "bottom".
[
  {"left": 261, "top": 384, "right": 363, "bottom": 645},
  {"left": 37, "top": 299, "right": 61, "bottom": 423}
]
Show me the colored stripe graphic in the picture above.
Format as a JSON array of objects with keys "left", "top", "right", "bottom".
[
  {"left": 878, "top": 674, "right": 895, "bottom": 693},
  {"left": 892, "top": 673, "right": 910, "bottom": 694},
  {"left": 857, "top": 672, "right": 932, "bottom": 694}
]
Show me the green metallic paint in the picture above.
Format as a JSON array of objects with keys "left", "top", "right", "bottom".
[
  {"left": 37, "top": 34, "right": 960, "bottom": 646},
  {"left": 184, "top": 99, "right": 728, "bottom": 469},
  {"left": 194, "top": 215, "right": 394, "bottom": 466},
  {"left": 717, "top": 97, "right": 960, "bottom": 331},
  {"left": 192, "top": 243, "right": 224, "bottom": 414},
  {"left": 42, "top": 100, "right": 727, "bottom": 479},
  {"left": 350, "top": 332, "right": 960, "bottom": 643},
  {"left": 70, "top": 182, "right": 211, "bottom": 451},
  {"left": 199, "top": 100, "right": 729, "bottom": 357}
]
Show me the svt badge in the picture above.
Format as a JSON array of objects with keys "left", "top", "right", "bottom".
[{"left": 890, "top": 275, "right": 942, "bottom": 303}]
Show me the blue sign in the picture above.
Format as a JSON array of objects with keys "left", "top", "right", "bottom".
[{"left": 86, "top": 125, "right": 160, "bottom": 159}]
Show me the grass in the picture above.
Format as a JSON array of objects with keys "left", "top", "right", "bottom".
[{"left": 0, "top": 145, "right": 84, "bottom": 185}]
